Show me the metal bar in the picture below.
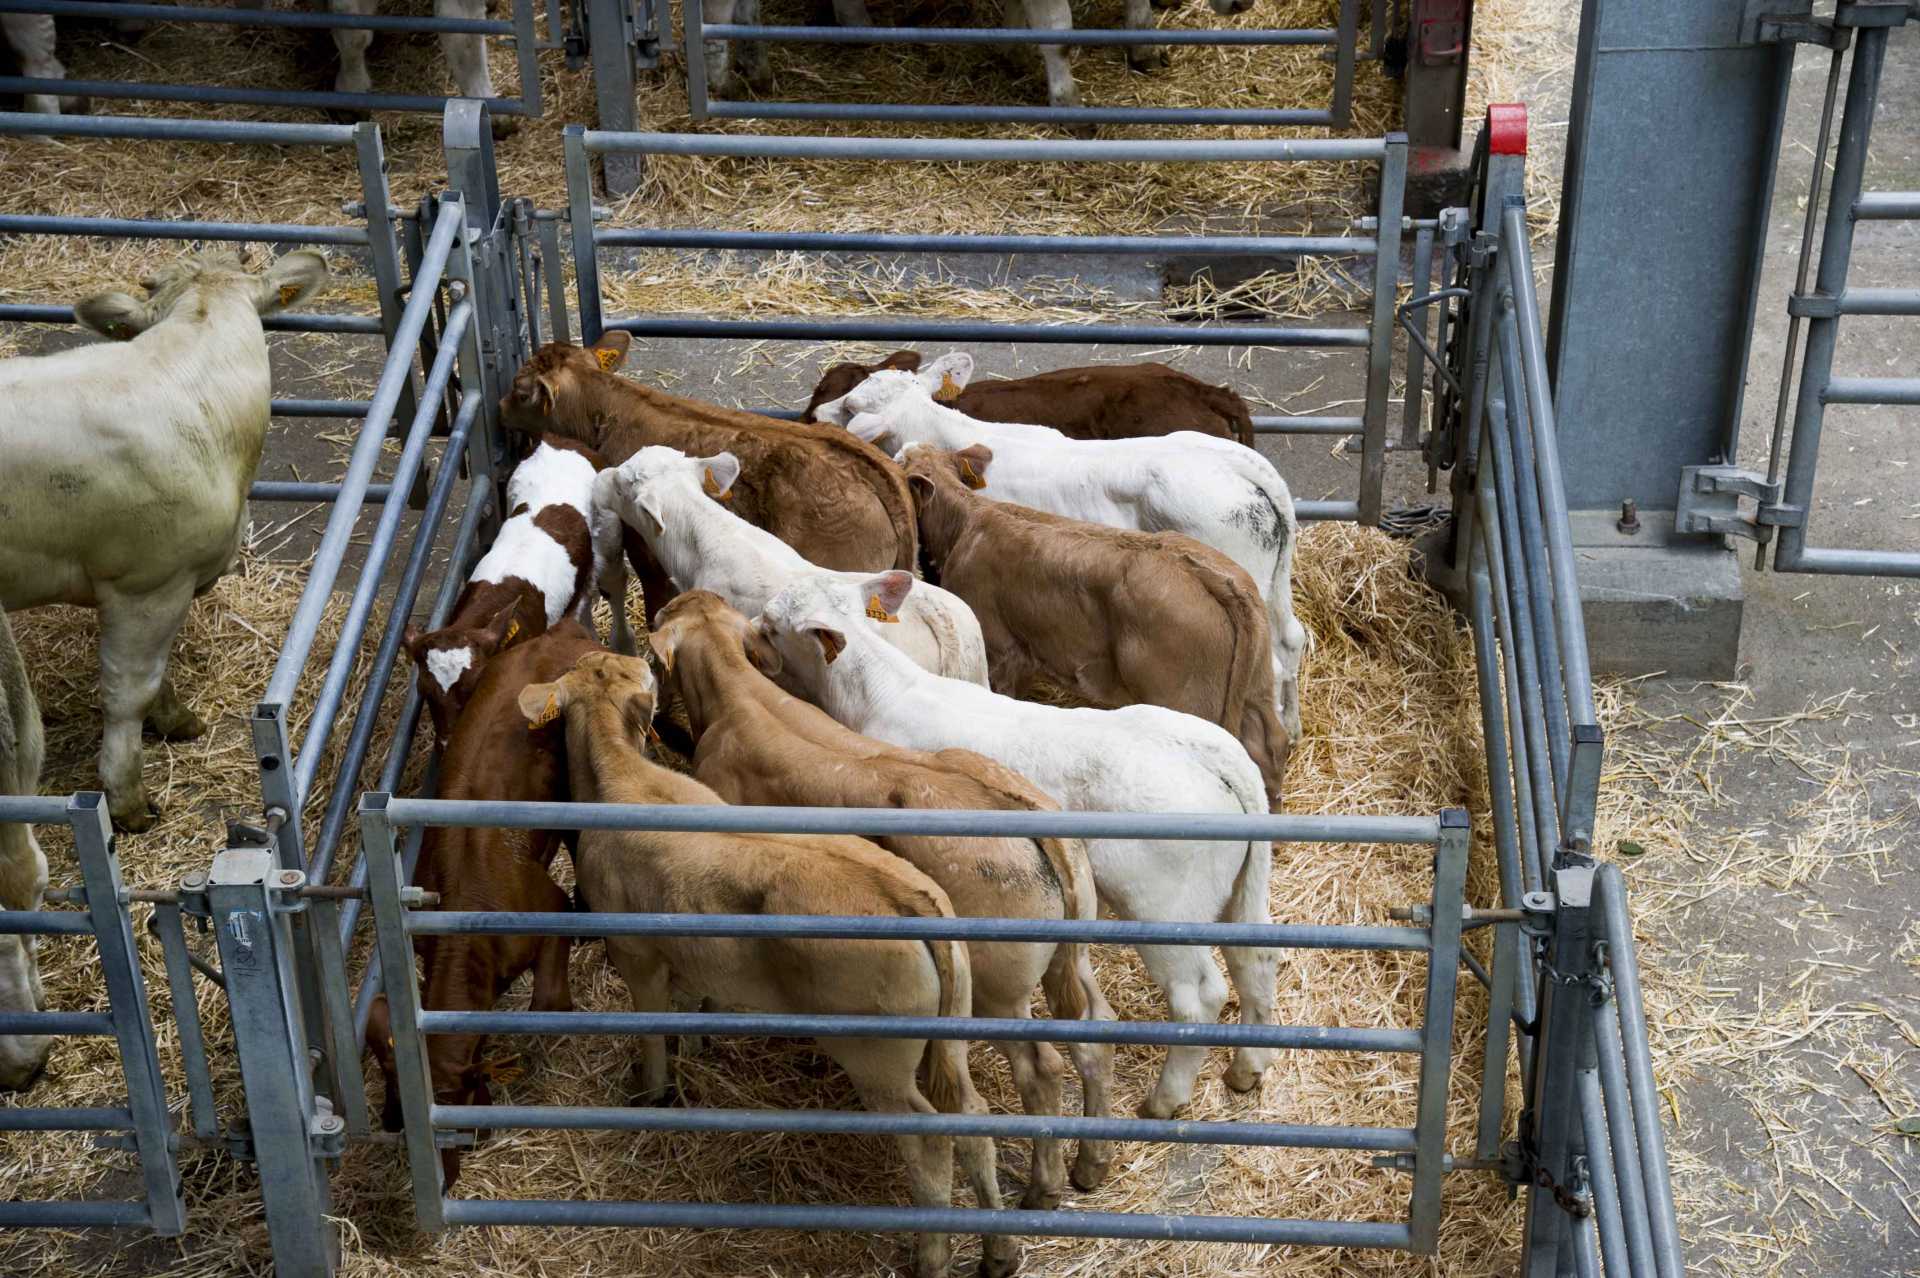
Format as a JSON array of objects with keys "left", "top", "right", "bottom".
[
  {"left": 356, "top": 122, "right": 420, "bottom": 435},
  {"left": 684, "top": 0, "right": 710, "bottom": 121},
  {"left": 593, "top": 227, "right": 1375, "bottom": 256},
  {"left": 420, "top": 1010, "right": 1423, "bottom": 1053},
  {"left": 1595, "top": 865, "right": 1684, "bottom": 1278},
  {"left": 0, "top": 0, "right": 509, "bottom": 33},
  {"left": 0, "top": 1107, "right": 135, "bottom": 1132},
  {"left": 70, "top": 795, "right": 183, "bottom": 1233},
  {"left": 699, "top": 22, "right": 1340, "bottom": 44},
  {"left": 249, "top": 482, "right": 395, "bottom": 504},
  {"left": 1576, "top": 1069, "right": 1631, "bottom": 1278},
  {"left": 537, "top": 212, "right": 571, "bottom": 344},
  {"left": 1254, "top": 415, "right": 1367, "bottom": 433},
  {"left": 307, "top": 898, "right": 371, "bottom": 1139},
  {"left": 0, "top": 795, "right": 70, "bottom": 822},
  {"left": 1476, "top": 917, "right": 1520, "bottom": 1160},
  {"left": 438, "top": 1104, "right": 1419, "bottom": 1149},
  {"left": 512, "top": 0, "right": 543, "bottom": 116},
  {"left": 1853, "top": 191, "right": 1920, "bottom": 220},
  {"left": 0, "top": 76, "right": 536, "bottom": 115},
  {"left": 1476, "top": 502, "right": 1543, "bottom": 893},
  {"left": 1772, "top": 545, "right": 1920, "bottom": 578},
  {"left": 0, "top": 909, "right": 95, "bottom": 935},
  {"left": 608, "top": 315, "right": 1368, "bottom": 347},
  {"left": 1520, "top": 864, "right": 1595, "bottom": 1278},
  {"left": 1407, "top": 813, "right": 1468, "bottom": 1251},
  {"left": 705, "top": 100, "right": 1337, "bottom": 127},
  {"left": 0, "top": 1010, "right": 115, "bottom": 1035},
  {"left": 565, "top": 127, "right": 605, "bottom": 344},
  {"left": 585, "top": 0, "right": 644, "bottom": 192},
  {"left": 0, "top": 213, "right": 366, "bottom": 245},
  {"left": 442, "top": 1199, "right": 1417, "bottom": 1248},
  {"left": 1298, "top": 500, "right": 1363, "bottom": 521},
  {"left": 149, "top": 901, "right": 219, "bottom": 1141},
  {"left": 382, "top": 797, "right": 1442, "bottom": 843},
  {"left": 1330, "top": 0, "right": 1361, "bottom": 128},
  {"left": 272, "top": 400, "right": 377, "bottom": 419},
  {"left": 0, "top": 112, "right": 357, "bottom": 144},
  {"left": 0, "top": 303, "right": 382, "bottom": 334},
  {"left": 1590, "top": 997, "right": 1658, "bottom": 1278},
  {"left": 1562, "top": 724, "right": 1603, "bottom": 863},
  {"left": 1359, "top": 134, "right": 1410, "bottom": 525},
  {"left": 290, "top": 299, "right": 474, "bottom": 803},
  {"left": 1403, "top": 222, "right": 1435, "bottom": 450},
  {"left": 265, "top": 201, "right": 463, "bottom": 708},
  {"left": 409, "top": 911, "right": 1428, "bottom": 951},
  {"left": 1835, "top": 288, "right": 1920, "bottom": 316},
  {"left": 586, "top": 131, "right": 1390, "bottom": 162},
  {"left": 1823, "top": 376, "right": 1920, "bottom": 405},
  {"left": 0, "top": 1201, "right": 152, "bottom": 1227}
]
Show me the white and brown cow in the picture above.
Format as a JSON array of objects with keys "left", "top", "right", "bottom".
[
  {"left": 0, "top": 249, "right": 327, "bottom": 831},
  {"left": 404, "top": 436, "right": 633, "bottom": 749}
]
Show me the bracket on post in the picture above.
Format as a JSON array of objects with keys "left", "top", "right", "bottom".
[{"left": 1674, "top": 463, "right": 1803, "bottom": 541}]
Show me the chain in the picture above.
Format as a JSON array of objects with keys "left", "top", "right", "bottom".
[{"left": 1532, "top": 1163, "right": 1592, "bottom": 1219}]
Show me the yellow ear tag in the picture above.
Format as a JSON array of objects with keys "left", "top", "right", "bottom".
[
  {"left": 702, "top": 469, "right": 731, "bottom": 501},
  {"left": 866, "top": 595, "right": 900, "bottom": 623},
  {"left": 644, "top": 721, "right": 662, "bottom": 747},
  {"left": 528, "top": 692, "right": 560, "bottom": 729},
  {"left": 503, "top": 619, "right": 521, "bottom": 645},
  {"left": 958, "top": 458, "right": 986, "bottom": 490},
  {"left": 278, "top": 283, "right": 302, "bottom": 306},
  {"left": 935, "top": 372, "right": 962, "bottom": 403},
  {"left": 594, "top": 346, "right": 622, "bottom": 372}
]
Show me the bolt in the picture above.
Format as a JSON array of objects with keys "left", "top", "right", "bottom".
[
  {"left": 1616, "top": 498, "right": 1641, "bottom": 535},
  {"left": 276, "top": 869, "right": 304, "bottom": 889}
]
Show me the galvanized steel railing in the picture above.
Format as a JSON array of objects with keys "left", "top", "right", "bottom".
[{"left": 562, "top": 128, "right": 1410, "bottom": 525}]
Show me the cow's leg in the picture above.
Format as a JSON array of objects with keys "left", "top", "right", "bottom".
[
  {"left": 701, "top": 0, "right": 742, "bottom": 99},
  {"left": 436, "top": 0, "right": 515, "bottom": 135},
  {"left": 829, "top": 1038, "right": 958, "bottom": 1278},
  {"left": 936, "top": 1037, "right": 1022, "bottom": 1277},
  {"left": 981, "top": 986, "right": 1067, "bottom": 1209},
  {"left": 1018, "top": 0, "right": 1083, "bottom": 116},
  {"left": 96, "top": 577, "right": 196, "bottom": 833},
  {"left": 329, "top": 0, "right": 380, "bottom": 99},
  {"left": 732, "top": 0, "right": 773, "bottom": 92},
  {"left": 829, "top": 0, "right": 873, "bottom": 26},
  {"left": 1121, "top": 0, "right": 1167, "bottom": 70},
  {"left": 2, "top": 15, "right": 81, "bottom": 115},
  {"left": 1133, "top": 942, "right": 1229, "bottom": 1119},
  {"left": 608, "top": 943, "right": 674, "bottom": 1105},
  {"left": 1219, "top": 840, "right": 1279, "bottom": 1093},
  {"left": 144, "top": 676, "right": 206, "bottom": 742},
  {"left": 1044, "top": 944, "right": 1117, "bottom": 1190},
  {"left": 529, "top": 936, "right": 573, "bottom": 1013}
]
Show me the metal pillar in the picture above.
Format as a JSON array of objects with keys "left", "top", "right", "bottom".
[
  {"left": 1520, "top": 864, "right": 1596, "bottom": 1277},
  {"left": 584, "top": 0, "right": 645, "bottom": 195},
  {"left": 1402, "top": 0, "right": 1475, "bottom": 210}
]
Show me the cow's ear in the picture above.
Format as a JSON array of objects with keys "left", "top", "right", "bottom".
[
  {"left": 590, "top": 330, "right": 632, "bottom": 373},
  {"left": 846, "top": 413, "right": 890, "bottom": 445},
  {"left": 880, "top": 350, "right": 924, "bottom": 372},
  {"left": 476, "top": 600, "right": 521, "bottom": 654},
  {"left": 811, "top": 626, "right": 848, "bottom": 666},
  {"left": 906, "top": 471, "right": 935, "bottom": 505},
  {"left": 862, "top": 570, "right": 914, "bottom": 620},
  {"left": 700, "top": 452, "right": 741, "bottom": 501},
  {"left": 518, "top": 680, "right": 570, "bottom": 728},
  {"left": 648, "top": 623, "right": 680, "bottom": 676},
  {"left": 402, "top": 624, "right": 428, "bottom": 660},
  {"left": 955, "top": 443, "right": 992, "bottom": 489},
  {"left": 255, "top": 250, "right": 328, "bottom": 314},
  {"left": 74, "top": 290, "right": 155, "bottom": 342},
  {"left": 743, "top": 617, "right": 782, "bottom": 678},
  {"left": 918, "top": 352, "right": 974, "bottom": 402}
]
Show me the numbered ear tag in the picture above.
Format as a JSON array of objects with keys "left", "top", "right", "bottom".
[
  {"left": 528, "top": 692, "right": 560, "bottom": 729},
  {"left": 503, "top": 619, "right": 521, "bottom": 645},
  {"left": 958, "top": 458, "right": 986, "bottom": 490},
  {"left": 278, "top": 283, "right": 302, "bottom": 306},
  {"left": 866, "top": 595, "right": 900, "bottom": 623},
  {"left": 935, "top": 372, "right": 962, "bottom": 403},
  {"left": 702, "top": 469, "right": 731, "bottom": 501},
  {"left": 594, "top": 346, "right": 622, "bottom": 372}
]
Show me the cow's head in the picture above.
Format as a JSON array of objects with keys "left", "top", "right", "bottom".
[
  {"left": 364, "top": 992, "right": 486, "bottom": 1186},
  {"left": 0, "top": 827, "right": 51, "bottom": 1093},
  {"left": 517, "top": 651, "right": 659, "bottom": 756},
  {"left": 812, "top": 353, "right": 975, "bottom": 446},
  {"left": 74, "top": 249, "right": 327, "bottom": 342},
  {"left": 607, "top": 446, "right": 740, "bottom": 545},
  {"left": 649, "top": 589, "right": 783, "bottom": 702},
  {"left": 499, "top": 334, "right": 633, "bottom": 446},
  {"left": 799, "top": 349, "right": 924, "bottom": 422},
  {"left": 404, "top": 599, "right": 525, "bottom": 752},
  {"left": 900, "top": 442, "right": 994, "bottom": 499},
  {"left": 752, "top": 571, "right": 914, "bottom": 693}
]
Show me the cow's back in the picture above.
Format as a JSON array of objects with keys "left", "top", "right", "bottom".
[{"left": 956, "top": 364, "right": 1252, "bottom": 445}]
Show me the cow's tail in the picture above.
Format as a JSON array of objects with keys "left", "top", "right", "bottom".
[
  {"left": 1186, "top": 544, "right": 1289, "bottom": 809},
  {"left": 920, "top": 930, "right": 974, "bottom": 1115}
]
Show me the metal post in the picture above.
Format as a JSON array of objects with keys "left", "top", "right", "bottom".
[
  {"left": 587, "top": 0, "right": 644, "bottom": 193},
  {"left": 353, "top": 122, "right": 419, "bottom": 431},
  {"left": 1520, "top": 864, "right": 1595, "bottom": 1278},
  {"left": 566, "top": 126, "right": 606, "bottom": 343},
  {"left": 251, "top": 706, "right": 334, "bottom": 1111},
  {"left": 209, "top": 844, "right": 339, "bottom": 1275},
  {"left": 1403, "top": 221, "right": 1435, "bottom": 449},
  {"left": 1360, "top": 134, "right": 1409, "bottom": 525},
  {"left": 70, "top": 795, "right": 185, "bottom": 1234},
  {"left": 511, "top": 0, "right": 544, "bottom": 116},
  {"left": 538, "top": 212, "right": 572, "bottom": 344},
  {"left": 685, "top": 0, "right": 709, "bottom": 122},
  {"left": 1331, "top": 0, "right": 1361, "bottom": 128},
  {"left": 1408, "top": 809, "right": 1469, "bottom": 1251},
  {"left": 150, "top": 897, "right": 219, "bottom": 1141}
]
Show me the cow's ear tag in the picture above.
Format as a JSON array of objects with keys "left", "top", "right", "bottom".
[
  {"left": 594, "top": 346, "right": 622, "bottom": 372},
  {"left": 503, "top": 619, "right": 521, "bottom": 645},
  {"left": 702, "top": 469, "right": 730, "bottom": 501},
  {"left": 934, "top": 372, "right": 962, "bottom": 403},
  {"left": 959, "top": 458, "right": 986, "bottom": 490},
  {"left": 278, "top": 283, "right": 302, "bottom": 306},
  {"left": 644, "top": 721, "right": 662, "bottom": 747},
  {"left": 866, "top": 595, "right": 900, "bottom": 624},
  {"left": 528, "top": 692, "right": 561, "bottom": 729}
]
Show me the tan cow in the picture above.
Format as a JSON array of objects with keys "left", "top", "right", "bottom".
[
  {"left": 0, "top": 611, "right": 51, "bottom": 1091},
  {"left": 517, "top": 650, "right": 1019, "bottom": 1278},
  {"left": 650, "top": 589, "right": 1116, "bottom": 1205},
  {"left": 903, "top": 445, "right": 1290, "bottom": 808}
]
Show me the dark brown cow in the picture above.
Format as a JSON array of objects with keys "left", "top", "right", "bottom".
[
  {"left": 903, "top": 445, "right": 1289, "bottom": 808},
  {"left": 365, "top": 620, "right": 604, "bottom": 1183},
  {"left": 498, "top": 334, "right": 918, "bottom": 628},
  {"left": 801, "top": 350, "right": 1255, "bottom": 447}
]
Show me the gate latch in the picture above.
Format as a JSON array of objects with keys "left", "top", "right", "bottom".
[{"left": 1675, "top": 465, "right": 1804, "bottom": 542}]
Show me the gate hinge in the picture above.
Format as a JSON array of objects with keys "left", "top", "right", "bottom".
[
  {"left": 1676, "top": 465, "right": 1802, "bottom": 541},
  {"left": 1786, "top": 292, "right": 1841, "bottom": 319},
  {"left": 310, "top": 1098, "right": 347, "bottom": 1159},
  {"left": 1834, "top": 1, "right": 1916, "bottom": 29},
  {"left": 1758, "top": 16, "right": 1850, "bottom": 46}
]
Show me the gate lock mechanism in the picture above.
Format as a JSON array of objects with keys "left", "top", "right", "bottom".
[{"left": 1675, "top": 464, "right": 1805, "bottom": 543}]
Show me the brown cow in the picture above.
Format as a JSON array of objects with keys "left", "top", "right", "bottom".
[
  {"left": 649, "top": 590, "right": 1117, "bottom": 1206},
  {"left": 903, "top": 445, "right": 1289, "bottom": 808},
  {"left": 498, "top": 334, "right": 919, "bottom": 627},
  {"left": 365, "top": 620, "right": 604, "bottom": 1184},
  {"left": 801, "top": 350, "right": 1255, "bottom": 447}
]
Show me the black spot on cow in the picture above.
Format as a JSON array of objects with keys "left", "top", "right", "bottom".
[{"left": 1230, "top": 488, "right": 1288, "bottom": 553}]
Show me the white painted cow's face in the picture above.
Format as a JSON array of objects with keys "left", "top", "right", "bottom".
[
  {"left": 610, "top": 446, "right": 741, "bottom": 542},
  {"left": 73, "top": 249, "right": 327, "bottom": 342},
  {"left": 753, "top": 571, "right": 915, "bottom": 690},
  {"left": 811, "top": 352, "right": 976, "bottom": 432}
]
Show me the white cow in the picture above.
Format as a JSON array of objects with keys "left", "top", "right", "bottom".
[
  {"left": 600, "top": 446, "right": 990, "bottom": 688},
  {"left": 326, "top": 0, "right": 512, "bottom": 133},
  {"left": 0, "top": 249, "right": 328, "bottom": 831},
  {"left": 0, "top": 611, "right": 51, "bottom": 1092},
  {"left": 1, "top": 14, "right": 81, "bottom": 115},
  {"left": 753, "top": 571, "right": 1281, "bottom": 1119},
  {"left": 814, "top": 353, "right": 1308, "bottom": 740}
]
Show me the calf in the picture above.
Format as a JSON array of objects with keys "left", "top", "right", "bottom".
[
  {"left": 364, "top": 621, "right": 604, "bottom": 1184},
  {"left": 753, "top": 574, "right": 1281, "bottom": 1120},
  {"left": 497, "top": 333, "right": 917, "bottom": 624},
  {"left": 326, "top": 0, "right": 516, "bottom": 136},
  {"left": 651, "top": 590, "right": 1114, "bottom": 1204},
  {"left": 2, "top": 14, "right": 83, "bottom": 115},
  {"left": 902, "top": 445, "right": 1289, "bottom": 808},
  {"left": 518, "top": 651, "right": 1018, "bottom": 1278},
  {"left": 801, "top": 349, "right": 1255, "bottom": 447},
  {"left": 404, "top": 435, "right": 633, "bottom": 749},
  {"left": 0, "top": 612, "right": 51, "bottom": 1092},
  {"left": 604, "top": 446, "right": 988, "bottom": 687},
  {"left": 0, "top": 249, "right": 327, "bottom": 830},
  {"left": 818, "top": 355, "right": 1306, "bottom": 740}
]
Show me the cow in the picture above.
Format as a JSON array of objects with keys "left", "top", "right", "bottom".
[
  {"left": 363, "top": 620, "right": 604, "bottom": 1185},
  {"left": 2, "top": 14, "right": 83, "bottom": 115},
  {"left": 0, "top": 249, "right": 328, "bottom": 831},
  {"left": 0, "top": 612, "right": 51, "bottom": 1092},
  {"left": 753, "top": 573, "right": 1281, "bottom": 1120},
  {"left": 650, "top": 589, "right": 1115, "bottom": 1204},
  {"left": 517, "top": 650, "right": 1019, "bottom": 1278},
  {"left": 901, "top": 444, "right": 1289, "bottom": 807},
  {"left": 602, "top": 446, "right": 989, "bottom": 688},
  {"left": 815, "top": 353, "right": 1306, "bottom": 741},
  {"left": 498, "top": 332, "right": 918, "bottom": 625},
  {"left": 403, "top": 435, "right": 633, "bottom": 750},
  {"left": 325, "top": 0, "right": 517, "bottom": 136},
  {"left": 801, "top": 349, "right": 1256, "bottom": 447}
]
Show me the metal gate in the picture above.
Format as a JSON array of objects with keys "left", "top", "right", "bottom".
[{"left": 1679, "top": 5, "right": 1920, "bottom": 577}]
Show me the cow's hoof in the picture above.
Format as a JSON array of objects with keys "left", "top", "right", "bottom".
[
  {"left": 112, "top": 800, "right": 159, "bottom": 835},
  {"left": 1069, "top": 1150, "right": 1112, "bottom": 1192},
  {"left": 978, "top": 1240, "right": 1022, "bottom": 1278},
  {"left": 1223, "top": 1061, "right": 1265, "bottom": 1093},
  {"left": 490, "top": 113, "right": 521, "bottom": 140},
  {"left": 1063, "top": 120, "right": 1098, "bottom": 141},
  {"left": 1127, "top": 47, "right": 1171, "bottom": 72},
  {"left": 146, "top": 708, "right": 207, "bottom": 742},
  {"left": 744, "top": 62, "right": 774, "bottom": 94},
  {"left": 1136, "top": 1094, "right": 1181, "bottom": 1121},
  {"left": 1019, "top": 1181, "right": 1063, "bottom": 1211}
]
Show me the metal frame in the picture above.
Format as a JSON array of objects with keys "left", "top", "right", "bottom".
[
  {"left": 679, "top": 0, "right": 1364, "bottom": 128},
  {"left": 0, "top": 794, "right": 202, "bottom": 1234},
  {"left": 0, "top": 0, "right": 545, "bottom": 117},
  {"left": 359, "top": 796, "right": 1471, "bottom": 1254},
  {"left": 562, "top": 128, "right": 1410, "bottom": 525}
]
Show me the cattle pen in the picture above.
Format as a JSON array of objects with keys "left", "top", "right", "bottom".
[{"left": 0, "top": 93, "right": 1687, "bottom": 1278}]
